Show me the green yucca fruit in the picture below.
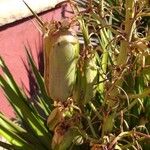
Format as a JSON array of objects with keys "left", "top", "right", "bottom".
[
  {"left": 73, "top": 53, "right": 98, "bottom": 105},
  {"left": 47, "top": 108, "right": 63, "bottom": 131},
  {"left": 84, "top": 55, "right": 98, "bottom": 103},
  {"left": 44, "top": 22, "right": 79, "bottom": 102},
  {"left": 23, "top": 1, "right": 79, "bottom": 103},
  {"left": 52, "top": 125, "right": 79, "bottom": 150}
]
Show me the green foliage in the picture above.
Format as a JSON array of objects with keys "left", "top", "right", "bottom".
[
  {"left": 71, "top": 0, "right": 150, "bottom": 149},
  {"left": 0, "top": 52, "right": 52, "bottom": 150}
]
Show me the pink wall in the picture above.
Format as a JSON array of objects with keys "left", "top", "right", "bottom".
[{"left": 0, "top": 4, "right": 70, "bottom": 118}]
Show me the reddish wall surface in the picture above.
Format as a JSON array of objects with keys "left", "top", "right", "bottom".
[{"left": 0, "top": 4, "right": 70, "bottom": 118}]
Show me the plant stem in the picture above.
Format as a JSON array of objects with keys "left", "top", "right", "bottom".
[
  {"left": 100, "top": 0, "right": 104, "bottom": 18},
  {"left": 119, "top": 88, "right": 150, "bottom": 99},
  {"left": 98, "top": 28, "right": 109, "bottom": 95},
  {"left": 108, "top": 131, "right": 131, "bottom": 149},
  {"left": 121, "top": 132, "right": 150, "bottom": 149},
  {"left": 117, "top": 0, "right": 135, "bottom": 65},
  {"left": 88, "top": 102, "right": 102, "bottom": 120},
  {"left": 86, "top": 116, "right": 97, "bottom": 138},
  {"left": 106, "top": 0, "right": 136, "bottom": 107},
  {"left": 117, "top": 98, "right": 138, "bottom": 116}
]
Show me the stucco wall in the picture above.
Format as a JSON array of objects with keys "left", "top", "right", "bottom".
[
  {"left": 0, "top": 2, "right": 70, "bottom": 118},
  {"left": 0, "top": 0, "right": 64, "bottom": 26}
]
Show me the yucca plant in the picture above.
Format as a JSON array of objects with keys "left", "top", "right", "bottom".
[
  {"left": 0, "top": 49, "right": 52, "bottom": 150},
  {"left": 71, "top": 0, "right": 150, "bottom": 149},
  {"left": 0, "top": 0, "right": 150, "bottom": 150}
]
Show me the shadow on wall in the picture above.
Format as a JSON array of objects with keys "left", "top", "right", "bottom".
[
  {"left": 0, "top": 2, "right": 73, "bottom": 118},
  {"left": 25, "top": 2, "right": 72, "bottom": 99}
]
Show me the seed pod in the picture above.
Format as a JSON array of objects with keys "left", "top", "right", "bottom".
[
  {"left": 44, "top": 22, "right": 79, "bottom": 102},
  {"left": 52, "top": 126, "right": 79, "bottom": 150},
  {"left": 23, "top": 2, "right": 79, "bottom": 102},
  {"left": 84, "top": 55, "right": 98, "bottom": 103},
  {"left": 73, "top": 53, "right": 98, "bottom": 105},
  {"left": 47, "top": 108, "right": 63, "bottom": 131}
]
